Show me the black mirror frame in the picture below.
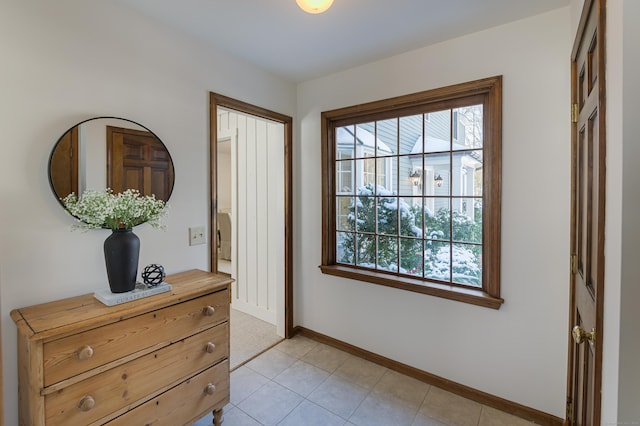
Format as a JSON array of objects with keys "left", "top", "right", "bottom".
[{"left": 48, "top": 116, "right": 175, "bottom": 218}]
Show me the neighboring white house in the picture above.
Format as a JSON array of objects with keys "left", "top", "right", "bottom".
[{"left": 335, "top": 106, "right": 483, "bottom": 222}]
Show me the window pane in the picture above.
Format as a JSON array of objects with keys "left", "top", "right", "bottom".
[
  {"left": 355, "top": 158, "right": 376, "bottom": 189},
  {"left": 452, "top": 198, "right": 482, "bottom": 244},
  {"left": 400, "top": 238, "right": 423, "bottom": 277},
  {"left": 425, "top": 109, "right": 451, "bottom": 153},
  {"left": 336, "top": 125, "right": 355, "bottom": 159},
  {"left": 451, "top": 150, "right": 482, "bottom": 197},
  {"left": 375, "top": 157, "right": 396, "bottom": 193},
  {"left": 336, "top": 196, "right": 354, "bottom": 232},
  {"left": 336, "top": 159, "right": 354, "bottom": 194},
  {"left": 400, "top": 114, "right": 423, "bottom": 155},
  {"left": 355, "top": 123, "right": 375, "bottom": 158},
  {"left": 364, "top": 157, "right": 376, "bottom": 187},
  {"left": 376, "top": 158, "right": 386, "bottom": 189},
  {"left": 400, "top": 197, "right": 422, "bottom": 237},
  {"left": 452, "top": 243, "right": 482, "bottom": 287},
  {"left": 424, "top": 194, "right": 435, "bottom": 218},
  {"left": 425, "top": 153, "right": 450, "bottom": 196},
  {"left": 337, "top": 232, "right": 354, "bottom": 264},
  {"left": 382, "top": 156, "right": 398, "bottom": 194},
  {"left": 474, "top": 162, "right": 483, "bottom": 196},
  {"left": 453, "top": 104, "right": 483, "bottom": 150},
  {"left": 377, "top": 236, "right": 398, "bottom": 272},
  {"left": 425, "top": 200, "right": 450, "bottom": 240},
  {"left": 356, "top": 234, "right": 376, "bottom": 268},
  {"left": 355, "top": 187, "right": 376, "bottom": 233},
  {"left": 376, "top": 118, "right": 398, "bottom": 156},
  {"left": 377, "top": 196, "right": 398, "bottom": 235},
  {"left": 425, "top": 240, "right": 451, "bottom": 282}
]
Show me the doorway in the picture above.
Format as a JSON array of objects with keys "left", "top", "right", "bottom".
[{"left": 209, "top": 93, "right": 293, "bottom": 366}]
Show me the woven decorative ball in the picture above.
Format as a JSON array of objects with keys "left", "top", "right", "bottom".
[{"left": 142, "top": 264, "right": 165, "bottom": 287}]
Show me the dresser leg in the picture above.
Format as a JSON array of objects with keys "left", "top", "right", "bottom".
[{"left": 212, "top": 407, "right": 224, "bottom": 426}]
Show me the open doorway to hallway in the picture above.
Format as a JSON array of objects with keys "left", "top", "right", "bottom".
[{"left": 210, "top": 93, "right": 294, "bottom": 369}]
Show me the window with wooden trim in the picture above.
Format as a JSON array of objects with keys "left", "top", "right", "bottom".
[{"left": 321, "top": 76, "right": 503, "bottom": 309}]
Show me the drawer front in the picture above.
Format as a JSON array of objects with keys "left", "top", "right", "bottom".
[
  {"left": 43, "top": 289, "right": 228, "bottom": 387},
  {"left": 107, "top": 360, "right": 229, "bottom": 426},
  {"left": 45, "top": 324, "right": 228, "bottom": 425}
]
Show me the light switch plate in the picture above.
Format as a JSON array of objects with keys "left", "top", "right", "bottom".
[{"left": 189, "top": 226, "right": 206, "bottom": 246}]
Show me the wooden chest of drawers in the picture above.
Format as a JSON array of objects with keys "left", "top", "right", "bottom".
[{"left": 11, "top": 269, "right": 231, "bottom": 426}]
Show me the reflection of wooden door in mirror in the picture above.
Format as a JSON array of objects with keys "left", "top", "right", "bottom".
[
  {"left": 49, "top": 126, "right": 78, "bottom": 198},
  {"left": 106, "top": 126, "right": 174, "bottom": 201}
]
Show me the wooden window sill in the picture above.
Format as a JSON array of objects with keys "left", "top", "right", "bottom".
[{"left": 320, "top": 264, "right": 504, "bottom": 310}]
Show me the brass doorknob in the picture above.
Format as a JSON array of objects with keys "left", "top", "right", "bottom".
[{"left": 572, "top": 325, "right": 595, "bottom": 345}]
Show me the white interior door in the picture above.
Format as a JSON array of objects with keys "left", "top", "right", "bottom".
[{"left": 217, "top": 108, "right": 285, "bottom": 336}]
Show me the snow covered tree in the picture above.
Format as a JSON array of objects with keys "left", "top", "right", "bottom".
[
  {"left": 340, "top": 184, "right": 422, "bottom": 272},
  {"left": 339, "top": 184, "right": 481, "bottom": 286}
]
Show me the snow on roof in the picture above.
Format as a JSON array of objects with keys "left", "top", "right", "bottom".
[
  {"left": 336, "top": 126, "right": 392, "bottom": 153},
  {"left": 411, "top": 135, "right": 467, "bottom": 154}
]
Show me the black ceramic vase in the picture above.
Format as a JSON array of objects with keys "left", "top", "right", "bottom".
[{"left": 104, "top": 229, "right": 140, "bottom": 293}]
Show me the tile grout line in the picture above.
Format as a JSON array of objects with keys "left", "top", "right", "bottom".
[
  {"left": 408, "top": 383, "right": 435, "bottom": 426},
  {"left": 281, "top": 346, "right": 348, "bottom": 423},
  {"left": 235, "top": 341, "right": 326, "bottom": 425},
  {"left": 343, "top": 366, "right": 387, "bottom": 425}
]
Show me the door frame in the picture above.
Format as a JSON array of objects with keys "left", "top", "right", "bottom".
[
  {"left": 209, "top": 92, "right": 294, "bottom": 338},
  {"left": 566, "top": 0, "right": 607, "bottom": 423}
]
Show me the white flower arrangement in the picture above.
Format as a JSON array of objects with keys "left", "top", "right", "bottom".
[{"left": 62, "top": 188, "right": 168, "bottom": 231}]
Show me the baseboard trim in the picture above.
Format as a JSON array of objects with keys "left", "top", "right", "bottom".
[{"left": 294, "top": 326, "right": 564, "bottom": 426}]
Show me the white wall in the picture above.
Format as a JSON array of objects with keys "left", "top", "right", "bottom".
[
  {"left": 570, "top": 0, "right": 586, "bottom": 37},
  {"left": 0, "top": 1, "right": 295, "bottom": 425},
  {"left": 601, "top": 0, "right": 623, "bottom": 423},
  {"left": 617, "top": 0, "right": 640, "bottom": 423},
  {"left": 296, "top": 8, "right": 571, "bottom": 417}
]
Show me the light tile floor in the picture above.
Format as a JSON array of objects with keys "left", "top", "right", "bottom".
[{"left": 194, "top": 334, "right": 538, "bottom": 426}]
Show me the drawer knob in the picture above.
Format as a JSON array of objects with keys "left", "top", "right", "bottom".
[
  {"left": 203, "top": 306, "right": 216, "bottom": 316},
  {"left": 205, "top": 342, "right": 216, "bottom": 353},
  {"left": 77, "top": 345, "right": 94, "bottom": 360},
  {"left": 205, "top": 383, "right": 216, "bottom": 395},
  {"left": 77, "top": 395, "right": 95, "bottom": 411}
]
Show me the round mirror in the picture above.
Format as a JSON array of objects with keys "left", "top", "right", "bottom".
[{"left": 49, "top": 117, "right": 175, "bottom": 212}]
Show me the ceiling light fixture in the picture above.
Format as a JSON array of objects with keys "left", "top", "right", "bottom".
[{"left": 296, "top": 0, "right": 334, "bottom": 14}]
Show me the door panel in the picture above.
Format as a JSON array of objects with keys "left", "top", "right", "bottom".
[
  {"left": 216, "top": 109, "right": 285, "bottom": 327},
  {"left": 567, "top": 0, "right": 606, "bottom": 424},
  {"left": 106, "top": 126, "right": 174, "bottom": 201}
]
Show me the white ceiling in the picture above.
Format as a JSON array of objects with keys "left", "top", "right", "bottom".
[{"left": 113, "top": 0, "right": 569, "bottom": 83}]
